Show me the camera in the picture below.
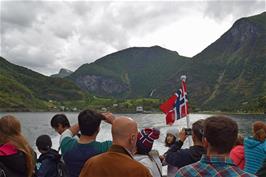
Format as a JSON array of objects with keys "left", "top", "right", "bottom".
[{"left": 184, "top": 128, "right": 192, "bottom": 135}]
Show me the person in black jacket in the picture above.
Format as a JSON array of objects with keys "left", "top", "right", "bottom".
[
  {"left": 35, "top": 135, "right": 61, "bottom": 177},
  {"left": 165, "top": 119, "right": 206, "bottom": 168}
]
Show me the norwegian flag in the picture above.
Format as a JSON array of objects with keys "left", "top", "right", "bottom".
[{"left": 160, "top": 77, "right": 189, "bottom": 125}]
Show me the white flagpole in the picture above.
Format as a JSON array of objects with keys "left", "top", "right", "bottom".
[
  {"left": 186, "top": 114, "right": 192, "bottom": 147},
  {"left": 181, "top": 75, "right": 192, "bottom": 147}
]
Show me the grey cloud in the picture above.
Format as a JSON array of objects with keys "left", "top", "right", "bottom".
[
  {"left": 204, "top": 0, "right": 266, "bottom": 22},
  {"left": 1, "top": 1, "right": 265, "bottom": 75}
]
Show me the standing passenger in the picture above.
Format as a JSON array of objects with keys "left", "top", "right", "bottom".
[
  {"left": 60, "top": 109, "right": 114, "bottom": 177},
  {"left": 79, "top": 117, "right": 152, "bottom": 177},
  {"left": 244, "top": 121, "right": 266, "bottom": 174},
  {"left": 134, "top": 128, "right": 162, "bottom": 177},
  {"left": 0, "top": 115, "right": 35, "bottom": 177}
]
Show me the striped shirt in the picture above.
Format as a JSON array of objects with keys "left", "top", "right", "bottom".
[{"left": 175, "top": 155, "right": 256, "bottom": 177}]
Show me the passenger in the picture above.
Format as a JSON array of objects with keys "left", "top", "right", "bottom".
[
  {"left": 50, "top": 114, "right": 70, "bottom": 135},
  {"left": 35, "top": 135, "right": 62, "bottom": 177},
  {"left": 165, "top": 127, "right": 179, "bottom": 147},
  {"left": 51, "top": 114, "right": 79, "bottom": 151},
  {"left": 79, "top": 116, "right": 152, "bottom": 177},
  {"left": 134, "top": 128, "right": 162, "bottom": 177},
  {"left": 229, "top": 134, "right": 245, "bottom": 169},
  {"left": 165, "top": 120, "right": 206, "bottom": 169},
  {"left": 0, "top": 115, "right": 35, "bottom": 177},
  {"left": 60, "top": 109, "right": 114, "bottom": 177},
  {"left": 244, "top": 121, "right": 266, "bottom": 174},
  {"left": 160, "top": 127, "right": 180, "bottom": 177},
  {"left": 176, "top": 116, "right": 255, "bottom": 177}
]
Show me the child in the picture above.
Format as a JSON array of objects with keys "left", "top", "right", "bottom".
[{"left": 35, "top": 135, "right": 62, "bottom": 177}]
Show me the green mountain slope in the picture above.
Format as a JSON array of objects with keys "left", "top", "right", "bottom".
[
  {"left": 69, "top": 46, "right": 191, "bottom": 98},
  {"left": 69, "top": 12, "right": 266, "bottom": 112},
  {"left": 157, "top": 12, "right": 266, "bottom": 111},
  {"left": 0, "top": 57, "right": 85, "bottom": 110}
]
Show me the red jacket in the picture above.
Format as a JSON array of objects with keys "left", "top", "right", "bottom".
[{"left": 230, "top": 145, "right": 245, "bottom": 169}]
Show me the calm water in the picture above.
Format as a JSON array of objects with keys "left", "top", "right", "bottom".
[{"left": 0, "top": 112, "right": 265, "bottom": 155}]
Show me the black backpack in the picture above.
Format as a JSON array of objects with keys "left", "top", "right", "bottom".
[
  {"left": 56, "top": 158, "right": 69, "bottom": 177},
  {"left": 0, "top": 161, "right": 25, "bottom": 177}
]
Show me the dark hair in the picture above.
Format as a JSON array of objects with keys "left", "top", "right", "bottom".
[
  {"left": 164, "top": 134, "right": 176, "bottom": 147},
  {"left": 78, "top": 109, "right": 104, "bottom": 136},
  {"left": 192, "top": 119, "right": 205, "bottom": 141},
  {"left": 50, "top": 114, "right": 70, "bottom": 128},
  {"left": 235, "top": 134, "right": 244, "bottom": 146},
  {"left": 204, "top": 116, "right": 238, "bottom": 154},
  {"left": 36, "top": 135, "right": 52, "bottom": 151}
]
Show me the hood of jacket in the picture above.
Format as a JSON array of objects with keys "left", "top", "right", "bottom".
[
  {"left": 134, "top": 154, "right": 149, "bottom": 162},
  {"left": 244, "top": 137, "right": 262, "bottom": 149},
  {"left": 0, "top": 149, "right": 28, "bottom": 175},
  {"left": 38, "top": 149, "right": 61, "bottom": 163}
]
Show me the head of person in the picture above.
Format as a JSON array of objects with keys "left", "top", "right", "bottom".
[
  {"left": 136, "top": 128, "right": 160, "bottom": 155},
  {"left": 165, "top": 128, "right": 178, "bottom": 147},
  {"left": 192, "top": 119, "right": 205, "bottom": 145},
  {"left": 50, "top": 114, "right": 70, "bottom": 134},
  {"left": 252, "top": 121, "right": 266, "bottom": 142},
  {"left": 111, "top": 117, "right": 138, "bottom": 154},
  {"left": 0, "top": 115, "right": 34, "bottom": 177},
  {"left": 36, "top": 135, "right": 52, "bottom": 153},
  {"left": 78, "top": 109, "right": 105, "bottom": 137},
  {"left": 203, "top": 116, "right": 238, "bottom": 155}
]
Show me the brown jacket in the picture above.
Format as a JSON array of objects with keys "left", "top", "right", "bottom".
[{"left": 79, "top": 144, "right": 152, "bottom": 177}]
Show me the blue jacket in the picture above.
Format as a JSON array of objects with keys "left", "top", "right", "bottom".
[
  {"left": 35, "top": 149, "right": 61, "bottom": 177},
  {"left": 244, "top": 137, "right": 266, "bottom": 174},
  {"left": 165, "top": 140, "right": 206, "bottom": 168}
]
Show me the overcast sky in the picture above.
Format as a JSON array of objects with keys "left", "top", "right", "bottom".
[{"left": 1, "top": 0, "right": 265, "bottom": 75}]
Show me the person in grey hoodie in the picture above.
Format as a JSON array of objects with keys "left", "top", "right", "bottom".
[{"left": 134, "top": 128, "right": 162, "bottom": 177}]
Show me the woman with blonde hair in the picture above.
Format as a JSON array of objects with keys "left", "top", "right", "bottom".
[
  {"left": 0, "top": 115, "right": 35, "bottom": 177},
  {"left": 244, "top": 121, "right": 266, "bottom": 174}
]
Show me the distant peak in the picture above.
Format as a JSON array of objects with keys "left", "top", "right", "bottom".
[{"left": 51, "top": 68, "right": 73, "bottom": 78}]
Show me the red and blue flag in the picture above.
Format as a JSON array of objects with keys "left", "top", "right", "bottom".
[{"left": 160, "top": 79, "right": 189, "bottom": 125}]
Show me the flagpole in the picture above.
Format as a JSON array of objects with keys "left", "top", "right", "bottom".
[
  {"left": 181, "top": 75, "right": 192, "bottom": 147},
  {"left": 186, "top": 114, "right": 192, "bottom": 147}
]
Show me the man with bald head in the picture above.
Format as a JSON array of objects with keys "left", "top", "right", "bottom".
[{"left": 79, "top": 116, "right": 152, "bottom": 177}]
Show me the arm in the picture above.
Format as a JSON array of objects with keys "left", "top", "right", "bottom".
[
  {"left": 101, "top": 112, "right": 116, "bottom": 124},
  {"left": 167, "top": 129, "right": 187, "bottom": 152},
  {"left": 69, "top": 124, "right": 79, "bottom": 135},
  {"left": 165, "top": 149, "right": 190, "bottom": 168}
]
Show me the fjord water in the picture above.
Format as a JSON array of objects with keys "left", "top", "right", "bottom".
[{"left": 0, "top": 112, "right": 265, "bottom": 155}]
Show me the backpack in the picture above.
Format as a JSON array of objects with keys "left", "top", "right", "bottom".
[
  {"left": 0, "top": 161, "right": 25, "bottom": 177},
  {"left": 36, "top": 151, "right": 69, "bottom": 177},
  {"left": 56, "top": 158, "right": 69, "bottom": 177}
]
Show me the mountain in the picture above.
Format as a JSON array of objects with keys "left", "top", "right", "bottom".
[
  {"left": 68, "top": 12, "right": 266, "bottom": 112},
  {"left": 0, "top": 57, "right": 85, "bottom": 111},
  {"left": 69, "top": 46, "right": 191, "bottom": 98},
  {"left": 156, "top": 12, "right": 266, "bottom": 111},
  {"left": 51, "top": 68, "right": 73, "bottom": 78}
]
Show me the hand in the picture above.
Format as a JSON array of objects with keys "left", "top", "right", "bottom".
[
  {"left": 101, "top": 112, "right": 115, "bottom": 124},
  {"left": 179, "top": 129, "right": 188, "bottom": 142},
  {"left": 159, "top": 155, "right": 165, "bottom": 162}
]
